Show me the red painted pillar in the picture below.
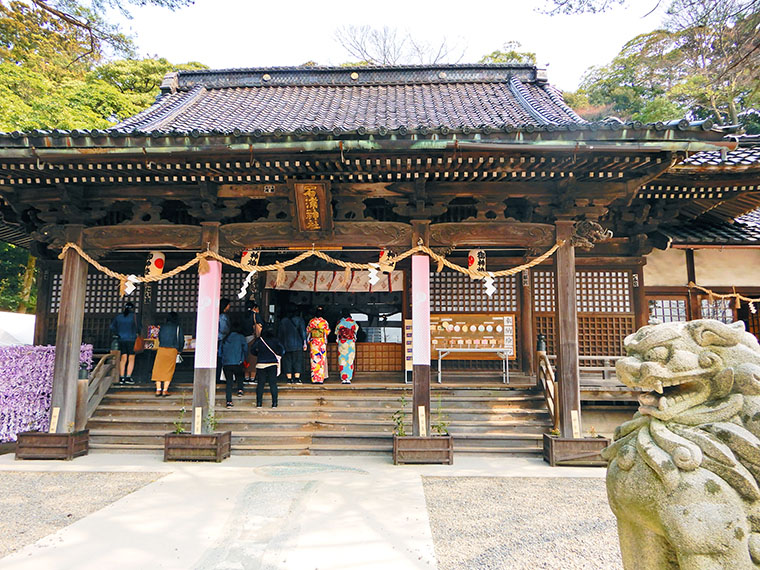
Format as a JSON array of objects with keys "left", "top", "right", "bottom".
[{"left": 411, "top": 255, "right": 431, "bottom": 436}]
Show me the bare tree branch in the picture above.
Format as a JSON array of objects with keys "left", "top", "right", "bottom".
[{"left": 335, "top": 25, "right": 464, "bottom": 66}]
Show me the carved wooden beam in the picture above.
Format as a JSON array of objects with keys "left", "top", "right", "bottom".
[
  {"left": 221, "top": 221, "right": 412, "bottom": 248},
  {"left": 429, "top": 222, "right": 555, "bottom": 248},
  {"left": 82, "top": 224, "right": 203, "bottom": 250}
]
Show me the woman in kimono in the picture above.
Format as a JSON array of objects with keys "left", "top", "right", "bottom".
[
  {"left": 335, "top": 309, "right": 359, "bottom": 384},
  {"left": 306, "top": 306, "right": 330, "bottom": 384}
]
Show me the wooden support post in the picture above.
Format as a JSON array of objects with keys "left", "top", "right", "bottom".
[
  {"left": 632, "top": 263, "right": 648, "bottom": 330},
  {"left": 685, "top": 249, "right": 700, "bottom": 320},
  {"left": 75, "top": 378, "right": 88, "bottom": 432},
  {"left": 192, "top": 222, "right": 221, "bottom": 435},
  {"left": 553, "top": 221, "right": 582, "bottom": 439},
  {"left": 50, "top": 225, "right": 88, "bottom": 433},
  {"left": 411, "top": 255, "right": 431, "bottom": 437},
  {"left": 34, "top": 261, "right": 54, "bottom": 345},
  {"left": 520, "top": 270, "right": 535, "bottom": 379}
]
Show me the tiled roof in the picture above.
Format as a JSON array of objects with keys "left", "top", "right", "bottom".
[
  {"left": 113, "top": 64, "right": 587, "bottom": 135},
  {"left": 662, "top": 210, "right": 760, "bottom": 245},
  {"left": 681, "top": 136, "right": 760, "bottom": 168}
]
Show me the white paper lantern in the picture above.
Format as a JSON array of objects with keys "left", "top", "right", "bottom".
[{"left": 145, "top": 251, "right": 165, "bottom": 277}]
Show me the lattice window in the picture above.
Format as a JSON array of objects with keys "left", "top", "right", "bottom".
[
  {"left": 156, "top": 274, "right": 198, "bottom": 312},
  {"left": 700, "top": 298, "right": 735, "bottom": 323},
  {"left": 430, "top": 271, "right": 517, "bottom": 313},
  {"left": 576, "top": 271, "right": 632, "bottom": 313},
  {"left": 648, "top": 298, "right": 688, "bottom": 323},
  {"left": 221, "top": 272, "right": 248, "bottom": 312},
  {"left": 533, "top": 270, "right": 633, "bottom": 314},
  {"left": 534, "top": 315, "right": 556, "bottom": 354},
  {"left": 578, "top": 315, "right": 634, "bottom": 356},
  {"left": 50, "top": 274, "right": 139, "bottom": 314},
  {"left": 533, "top": 270, "right": 555, "bottom": 313}
]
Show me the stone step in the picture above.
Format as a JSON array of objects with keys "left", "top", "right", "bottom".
[{"left": 87, "top": 381, "right": 551, "bottom": 457}]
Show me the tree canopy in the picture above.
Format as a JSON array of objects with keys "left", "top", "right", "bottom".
[
  {"left": 0, "top": 2, "right": 205, "bottom": 131},
  {"left": 567, "top": 0, "right": 760, "bottom": 130},
  {"left": 479, "top": 42, "right": 536, "bottom": 65}
]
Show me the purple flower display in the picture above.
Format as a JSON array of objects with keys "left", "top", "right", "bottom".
[{"left": 0, "top": 345, "right": 93, "bottom": 442}]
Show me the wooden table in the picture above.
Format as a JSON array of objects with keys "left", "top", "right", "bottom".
[{"left": 435, "top": 347, "right": 512, "bottom": 384}]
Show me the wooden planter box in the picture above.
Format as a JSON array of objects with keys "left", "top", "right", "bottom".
[
  {"left": 15, "top": 430, "right": 89, "bottom": 460},
  {"left": 164, "top": 431, "right": 231, "bottom": 462},
  {"left": 393, "top": 435, "right": 453, "bottom": 465},
  {"left": 543, "top": 433, "right": 610, "bottom": 467}
]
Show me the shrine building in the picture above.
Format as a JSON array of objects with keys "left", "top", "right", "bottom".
[{"left": 1, "top": 64, "right": 757, "bottom": 456}]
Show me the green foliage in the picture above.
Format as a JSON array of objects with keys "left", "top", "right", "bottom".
[
  {"left": 0, "top": 1, "right": 204, "bottom": 131},
  {"left": 431, "top": 394, "right": 450, "bottom": 436},
  {"left": 392, "top": 395, "right": 407, "bottom": 437},
  {"left": 568, "top": 1, "right": 760, "bottom": 126},
  {"left": 0, "top": 242, "right": 35, "bottom": 312},
  {"left": 479, "top": 42, "right": 536, "bottom": 65},
  {"left": 173, "top": 405, "right": 187, "bottom": 434}
]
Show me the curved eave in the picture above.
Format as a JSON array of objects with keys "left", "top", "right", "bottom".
[{"left": 0, "top": 129, "right": 738, "bottom": 160}]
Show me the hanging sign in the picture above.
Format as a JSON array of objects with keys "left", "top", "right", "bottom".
[
  {"left": 294, "top": 182, "right": 331, "bottom": 232},
  {"left": 145, "top": 251, "right": 165, "bottom": 277}
]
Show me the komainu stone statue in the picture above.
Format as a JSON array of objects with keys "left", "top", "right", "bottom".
[{"left": 604, "top": 319, "right": 760, "bottom": 569}]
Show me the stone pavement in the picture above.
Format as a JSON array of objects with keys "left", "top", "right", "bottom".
[{"left": 0, "top": 453, "right": 606, "bottom": 570}]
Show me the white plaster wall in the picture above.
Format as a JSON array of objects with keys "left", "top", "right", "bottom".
[
  {"left": 644, "top": 248, "right": 688, "bottom": 287},
  {"left": 694, "top": 249, "right": 760, "bottom": 287}
]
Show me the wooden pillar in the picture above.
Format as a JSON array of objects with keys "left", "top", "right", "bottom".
[
  {"left": 34, "top": 260, "right": 54, "bottom": 345},
  {"left": 632, "top": 263, "right": 648, "bottom": 330},
  {"left": 685, "top": 249, "right": 700, "bottom": 320},
  {"left": 192, "top": 222, "right": 221, "bottom": 434},
  {"left": 50, "top": 225, "right": 88, "bottom": 433},
  {"left": 411, "top": 255, "right": 431, "bottom": 436},
  {"left": 553, "top": 221, "right": 581, "bottom": 438},
  {"left": 519, "top": 269, "right": 535, "bottom": 379}
]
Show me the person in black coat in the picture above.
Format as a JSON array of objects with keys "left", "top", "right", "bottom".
[{"left": 250, "top": 328, "right": 285, "bottom": 407}]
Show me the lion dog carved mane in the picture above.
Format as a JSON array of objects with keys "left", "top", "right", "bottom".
[{"left": 605, "top": 319, "right": 760, "bottom": 569}]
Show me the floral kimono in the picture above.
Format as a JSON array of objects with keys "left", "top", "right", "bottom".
[
  {"left": 306, "top": 316, "right": 330, "bottom": 383},
  {"left": 336, "top": 317, "right": 358, "bottom": 384}
]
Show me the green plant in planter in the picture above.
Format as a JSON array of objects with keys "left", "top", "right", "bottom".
[
  {"left": 173, "top": 407, "right": 187, "bottom": 434},
  {"left": 392, "top": 395, "right": 407, "bottom": 437},
  {"left": 203, "top": 390, "right": 218, "bottom": 432},
  {"left": 173, "top": 396, "right": 187, "bottom": 434},
  {"left": 549, "top": 428, "right": 561, "bottom": 437},
  {"left": 431, "top": 394, "right": 450, "bottom": 436}
]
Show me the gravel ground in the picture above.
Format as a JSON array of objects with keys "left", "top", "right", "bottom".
[
  {"left": 0, "top": 471, "right": 164, "bottom": 559},
  {"left": 423, "top": 476, "right": 622, "bottom": 570}
]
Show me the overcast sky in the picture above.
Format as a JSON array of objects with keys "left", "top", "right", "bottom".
[{"left": 120, "top": 0, "right": 667, "bottom": 92}]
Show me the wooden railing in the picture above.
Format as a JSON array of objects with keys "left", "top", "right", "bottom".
[
  {"left": 85, "top": 350, "right": 120, "bottom": 419},
  {"left": 545, "top": 354, "right": 624, "bottom": 387},
  {"left": 537, "top": 350, "right": 559, "bottom": 431}
]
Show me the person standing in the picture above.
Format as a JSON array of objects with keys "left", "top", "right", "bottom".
[
  {"left": 216, "top": 298, "right": 231, "bottom": 384},
  {"left": 278, "top": 305, "right": 307, "bottom": 384},
  {"left": 242, "top": 300, "right": 263, "bottom": 382},
  {"left": 111, "top": 301, "right": 139, "bottom": 385},
  {"left": 306, "top": 306, "right": 330, "bottom": 384},
  {"left": 220, "top": 319, "right": 249, "bottom": 408},
  {"left": 335, "top": 309, "right": 359, "bottom": 384},
  {"left": 250, "top": 328, "right": 284, "bottom": 407},
  {"left": 151, "top": 311, "right": 183, "bottom": 397}
]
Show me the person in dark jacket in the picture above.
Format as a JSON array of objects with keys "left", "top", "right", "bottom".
[
  {"left": 216, "top": 297, "right": 232, "bottom": 384},
  {"left": 278, "top": 305, "right": 307, "bottom": 384},
  {"left": 220, "top": 318, "right": 249, "bottom": 408},
  {"left": 151, "top": 311, "right": 184, "bottom": 397},
  {"left": 242, "top": 300, "right": 264, "bottom": 382},
  {"left": 110, "top": 301, "right": 139, "bottom": 385},
  {"left": 250, "top": 328, "right": 284, "bottom": 407}
]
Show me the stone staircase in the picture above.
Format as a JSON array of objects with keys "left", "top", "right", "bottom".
[{"left": 86, "top": 382, "right": 552, "bottom": 456}]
